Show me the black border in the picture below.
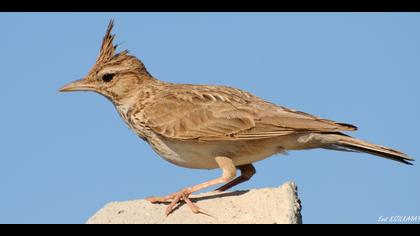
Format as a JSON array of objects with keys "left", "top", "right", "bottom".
[{"left": 2, "top": 1, "right": 420, "bottom": 12}]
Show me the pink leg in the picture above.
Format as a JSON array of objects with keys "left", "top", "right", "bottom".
[
  {"left": 215, "top": 164, "right": 256, "bottom": 192},
  {"left": 146, "top": 156, "right": 237, "bottom": 216}
]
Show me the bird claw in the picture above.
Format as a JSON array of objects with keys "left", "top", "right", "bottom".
[
  {"left": 145, "top": 193, "right": 177, "bottom": 203},
  {"left": 146, "top": 190, "right": 204, "bottom": 216}
]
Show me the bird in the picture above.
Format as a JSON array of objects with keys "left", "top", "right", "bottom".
[{"left": 59, "top": 20, "right": 414, "bottom": 216}]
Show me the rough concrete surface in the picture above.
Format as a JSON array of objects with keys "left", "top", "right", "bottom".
[{"left": 86, "top": 181, "right": 302, "bottom": 224}]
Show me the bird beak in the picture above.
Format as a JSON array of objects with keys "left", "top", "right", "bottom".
[{"left": 59, "top": 79, "right": 95, "bottom": 92}]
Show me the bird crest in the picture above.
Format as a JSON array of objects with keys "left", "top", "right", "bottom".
[{"left": 96, "top": 19, "right": 128, "bottom": 64}]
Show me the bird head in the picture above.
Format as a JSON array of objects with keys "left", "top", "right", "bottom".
[{"left": 59, "top": 20, "right": 153, "bottom": 102}]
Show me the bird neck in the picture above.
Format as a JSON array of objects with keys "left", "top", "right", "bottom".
[{"left": 113, "top": 77, "right": 164, "bottom": 122}]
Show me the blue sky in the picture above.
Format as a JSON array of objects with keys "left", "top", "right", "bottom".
[{"left": 1, "top": 13, "right": 419, "bottom": 224}]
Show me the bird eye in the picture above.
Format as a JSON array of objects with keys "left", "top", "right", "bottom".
[{"left": 102, "top": 73, "right": 114, "bottom": 82}]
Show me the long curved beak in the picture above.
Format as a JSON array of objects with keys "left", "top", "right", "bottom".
[{"left": 59, "top": 79, "right": 95, "bottom": 92}]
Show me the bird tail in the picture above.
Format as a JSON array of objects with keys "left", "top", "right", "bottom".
[{"left": 325, "top": 133, "right": 414, "bottom": 165}]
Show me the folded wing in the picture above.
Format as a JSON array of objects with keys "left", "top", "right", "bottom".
[{"left": 144, "top": 85, "right": 356, "bottom": 141}]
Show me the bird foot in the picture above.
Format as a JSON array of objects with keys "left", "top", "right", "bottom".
[{"left": 146, "top": 190, "right": 203, "bottom": 216}]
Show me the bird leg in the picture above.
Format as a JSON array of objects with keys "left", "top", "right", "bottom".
[
  {"left": 215, "top": 164, "right": 256, "bottom": 192},
  {"left": 146, "top": 156, "right": 237, "bottom": 216}
]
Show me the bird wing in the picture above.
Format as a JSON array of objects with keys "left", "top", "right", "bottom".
[{"left": 143, "top": 85, "right": 356, "bottom": 141}]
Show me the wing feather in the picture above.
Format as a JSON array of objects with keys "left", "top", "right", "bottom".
[{"left": 143, "top": 85, "right": 356, "bottom": 141}]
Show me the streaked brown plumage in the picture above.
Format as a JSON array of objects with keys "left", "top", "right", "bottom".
[{"left": 59, "top": 20, "right": 413, "bottom": 216}]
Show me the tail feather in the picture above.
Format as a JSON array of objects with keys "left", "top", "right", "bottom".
[{"left": 328, "top": 134, "right": 414, "bottom": 165}]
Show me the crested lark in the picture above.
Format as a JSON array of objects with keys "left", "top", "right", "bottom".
[{"left": 60, "top": 20, "right": 413, "bottom": 216}]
